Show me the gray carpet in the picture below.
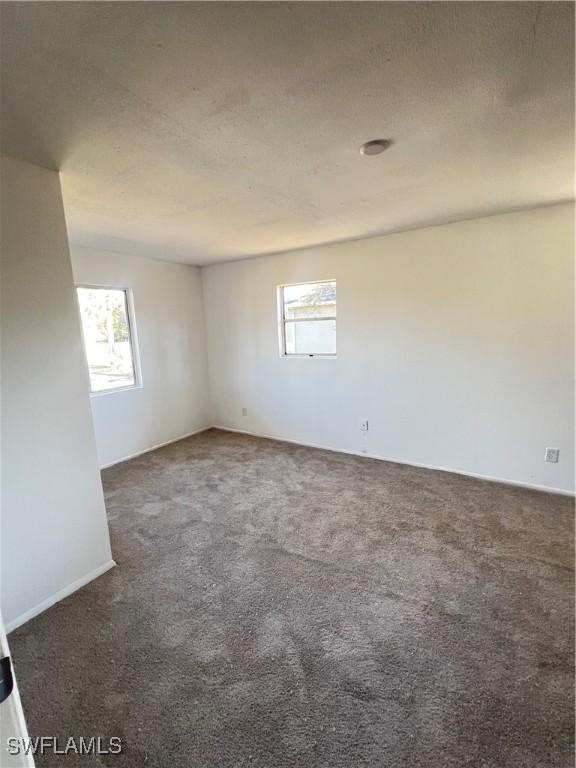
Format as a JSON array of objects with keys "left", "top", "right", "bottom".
[{"left": 9, "top": 429, "right": 575, "bottom": 767}]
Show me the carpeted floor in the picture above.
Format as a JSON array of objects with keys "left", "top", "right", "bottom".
[{"left": 9, "top": 428, "right": 575, "bottom": 767}]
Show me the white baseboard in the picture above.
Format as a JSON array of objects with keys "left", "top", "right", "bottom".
[
  {"left": 99, "top": 426, "right": 212, "bottom": 469},
  {"left": 6, "top": 560, "right": 116, "bottom": 634},
  {"left": 6, "top": 426, "right": 569, "bottom": 634},
  {"left": 213, "top": 425, "right": 575, "bottom": 497},
  {"left": 103, "top": 422, "right": 573, "bottom": 495}
]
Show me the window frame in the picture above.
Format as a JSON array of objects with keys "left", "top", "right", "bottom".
[
  {"left": 277, "top": 279, "right": 337, "bottom": 358},
  {"left": 76, "top": 283, "right": 142, "bottom": 397}
]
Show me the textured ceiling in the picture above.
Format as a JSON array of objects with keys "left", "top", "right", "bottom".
[{"left": 1, "top": 2, "right": 574, "bottom": 265}]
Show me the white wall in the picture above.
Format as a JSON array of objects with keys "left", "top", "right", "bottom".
[
  {"left": 0, "top": 620, "right": 34, "bottom": 767},
  {"left": 71, "top": 246, "right": 210, "bottom": 468},
  {"left": 1, "top": 156, "right": 114, "bottom": 631},
  {"left": 203, "top": 204, "right": 575, "bottom": 494}
]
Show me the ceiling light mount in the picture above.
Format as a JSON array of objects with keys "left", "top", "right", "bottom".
[{"left": 360, "top": 138, "right": 393, "bottom": 156}]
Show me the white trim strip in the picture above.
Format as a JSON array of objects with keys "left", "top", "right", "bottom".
[
  {"left": 6, "top": 560, "right": 116, "bottom": 634},
  {"left": 99, "top": 426, "right": 212, "bottom": 469},
  {"left": 7, "top": 425, "right": 571, "bottom": 634},
  {"left": 0, "top": 616, "right": 35, "bottom": 766},
  {"left": 212, "top": 425, "right": 575, "bottom": 497},
  {"left": 6, "top": 429, "right": 212, "bottom": 631}
]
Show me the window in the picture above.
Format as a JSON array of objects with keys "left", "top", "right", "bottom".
[
  {"left": 279, "top": 280, "right": 337, "bottom": 356},
  {"left": 76, "top": 286, "right": 138, "bottom": 393}
]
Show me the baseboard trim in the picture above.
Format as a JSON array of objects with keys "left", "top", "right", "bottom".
[
  {"left": 6, "top": 427, "right": 569, "bottom": 633},
  {"left": 213, "top": 425, "right": 575, "bottom": 497},
  {"left": 6, "top": 559, "right": 117, "bottom": 634},
  {"left": 101, "top": 423, "right": 573, "bottom": 495},
  {"left": 99, "top": 426, "right": 212, "bottom": 469}
]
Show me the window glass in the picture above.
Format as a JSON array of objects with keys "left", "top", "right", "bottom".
[
  {"left": 280, "top": 281, "right": 336, "bottom": 356},
  {"left": 284, "top": 319, "right": 336, "bottom": 355},
  {"left": 77, "top": 287, "right": 136, "bottom": 392}
]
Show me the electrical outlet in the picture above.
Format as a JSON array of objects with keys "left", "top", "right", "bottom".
[
  {"left": 242, "top": 408, "right": 248, "bottom": 417},
  {"left": 360, "top": 420, "right": 369, "bottom": 432},
  {"left": 544, "top": 447, "right": 560, "bottom": 463}
]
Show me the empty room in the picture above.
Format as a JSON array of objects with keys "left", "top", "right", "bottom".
[{"left": 0, "top": 2, "right": 574, "bottom": 767}]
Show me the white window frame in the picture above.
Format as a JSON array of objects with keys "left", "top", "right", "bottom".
[
  {"left": 76, "top": 283, "right": 143, "bottom": 396},
  {"left": 277, "top": 279, "right": 337, "bottom": 358}
]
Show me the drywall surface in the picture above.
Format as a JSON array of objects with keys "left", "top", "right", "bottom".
[
  {"left": 203, "top": 204, "right": 575, "bottom": 493},
  {"left": 1, "top": 156, "right": 113, "bottom": 630},
  {"left": 71, "top": 246, "right": 210, "bottom": 467}
]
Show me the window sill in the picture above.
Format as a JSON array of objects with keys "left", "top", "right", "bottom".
[
  {"left": 280, "top": 354, "right": 338, "bottom": 359},
  {"left": 90, "top": 383, "right": 142, "bottom": 398}
]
